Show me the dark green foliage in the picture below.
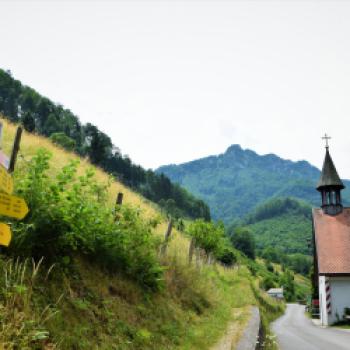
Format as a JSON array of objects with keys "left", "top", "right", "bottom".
[
  {"left": 286, "top": 254, "right": 312, "bottom": 276},
  {"left": 22, "top": 111, "right": 35, "bottom": 132},
  {"left": 157, "top": 144, "right": 350, "bottom": 223},
  {"left": 261, "top": 247, "right": 284, "bottom": 264},
  {"left": 238, "top": 197, "right": 313, "bottom": 275},
  {"left": 11, "top": 149, "right": 164, "bottom": 291},
  {"left": 266, "top": 262, "right": 274, "bottom": 273},
  {"left": 231, "top": 227, "right": 256, "bottom": 259},
  {"left": 251, "top": 213, "right": 310, "bottom": 253},
  {"left": 216, "top": 245, "right": 237, "bottom": 266},
  {"left": 0, "top": 69, "right": 210, "bottom": 221},
  {"left": 280, "top": 270, "right": 295, "bottom": 301},
  {"left": 188, "top": 220, "right": 224, "bottom": 255},
  {"left": 245, "top": 197, "right": 311, "bottom": 224},
  {"left": 50, "top": 132, "right": 76, "bottom": 151},
  {"left": 260, "top": 276, "right": 276, "bottom": 290},
  {"left": 187, "top": 220, "right": 236, "bottom": 266}
]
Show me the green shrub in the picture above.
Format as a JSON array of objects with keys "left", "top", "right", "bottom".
[
  {"left": 260, "top": 276, "right": 276, "bottom": 290},
  {"left": 49, "top": 132, "right": 76, "bottom": 151},
  {"left": 187, "top": 219, "right": 225, "bottom": 255},
  {"left": 11, "top": 148, "right": 163, "bottom": 291}
]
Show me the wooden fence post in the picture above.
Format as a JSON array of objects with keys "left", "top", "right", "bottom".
[
  {"left": 8, "top": 126, "right": 22, "bottom": 173},
  {"left": 195, "top": 248, "right": 201, "bottom": 269},
  {"left": 116, "top": 192, "right": 123, "bottom": 205},
  {"left": 160, "top": 219, "right": 173, "bottom": 256},
  {"left": 188, "top": 237, "right": 196, "bottom": 264},
  {"left": 114, "top": 192, "right": 124, "bottom": 222}
]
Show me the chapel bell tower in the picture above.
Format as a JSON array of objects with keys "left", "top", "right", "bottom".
[{"left": 316, "top": 134, "right": 345, "bottom": 216}]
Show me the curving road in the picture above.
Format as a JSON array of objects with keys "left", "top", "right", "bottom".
[{"left": 272, "top": 304, "right": 350, "bottom": 350}]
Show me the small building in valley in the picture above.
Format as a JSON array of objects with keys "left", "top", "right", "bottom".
[
  {"left": 267, "top": 287, "right": 284, "bottom": 300},
  {"left": 313, "top": 139, "right": 350, "bottom": 326}
]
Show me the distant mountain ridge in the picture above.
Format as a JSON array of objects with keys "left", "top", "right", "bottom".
[{"left": 157, "top": 144, "right": 350, "bottom": 223}]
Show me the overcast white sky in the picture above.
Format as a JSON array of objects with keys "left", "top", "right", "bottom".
[{"left": 1, "top": 0, "right": 350, "bottom": 176}]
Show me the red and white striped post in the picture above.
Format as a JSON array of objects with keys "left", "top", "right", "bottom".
[{"left": 325, "top": 277, "right": 332, "bottom": 314}]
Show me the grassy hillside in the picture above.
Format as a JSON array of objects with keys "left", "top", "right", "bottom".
[
  {"left": 157, "top": 144, "right": 350, "bottom": 223},
  {"left": 0, "top": 118, "right": 284, "bottom": 350}
]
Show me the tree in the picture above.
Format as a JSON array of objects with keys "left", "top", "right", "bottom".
[
  {"left": 22, "top": 112, "right": 36, "bottom": 132},
  {"left": 231, "top": 227, "right": 256, "bottom": 259}
]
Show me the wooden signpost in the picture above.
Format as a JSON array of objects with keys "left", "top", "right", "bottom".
[{"left": 0, "top": 125, "right": 28, "bottom": 247}]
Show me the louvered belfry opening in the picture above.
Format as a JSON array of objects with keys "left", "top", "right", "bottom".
[{"left": 317, "top": 147, "right": 345, "bottom": 216}]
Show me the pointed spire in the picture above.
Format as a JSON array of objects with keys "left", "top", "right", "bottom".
[{"left": 317, "top": 147, "right": 344, "bottom": 191}]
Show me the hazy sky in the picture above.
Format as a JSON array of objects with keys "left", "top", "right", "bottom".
[{"left": 1, "top": 1, "right": 350, "bottom": 176}]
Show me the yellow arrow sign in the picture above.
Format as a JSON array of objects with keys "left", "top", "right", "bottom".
[
  {"left": 0, "top": 193, "right": 29, "bottom": 220},
  {"left": 0, "top": 165, "right": 13, "bottom": 194},
  {"left": 0, "top": 223, "right": 11, "bottom": 246}
]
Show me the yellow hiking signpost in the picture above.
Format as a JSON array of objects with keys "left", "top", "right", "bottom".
[
  {"left": 0, "top": 223, "right": 11, "bottom": 246},
  {"left": 0, "top": 165, "right": 13, "bottom": 194},
  {"left": 0, "top": 193, "right": 29, "bottom": 220},
  {"left": 0, "top": 125, "right": 28, "bottom": 247}
]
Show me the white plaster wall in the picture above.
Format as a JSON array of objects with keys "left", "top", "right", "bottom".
[
  {"left": 328, "top": 277, "right": 350, "bottom": 325},
  {"left": 318, "top": 276, "right": 328, "bottom": 326}
]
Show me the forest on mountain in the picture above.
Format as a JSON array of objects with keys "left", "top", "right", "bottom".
[
  {"left": 0, "top": 69, "right": 210, "bottom": 221},
  {"left": 158, "top": 144, "right": 350, "bottom": 223}
]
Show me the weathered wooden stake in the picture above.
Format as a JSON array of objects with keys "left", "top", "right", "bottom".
[
  {"left": 114, "top": 192, "right": 124, "bottom": 222},
  {"left": 8, "top": 126, "right": 22, "bottom": 173},
  {"left": 116, "top": 192, "right": 123, "bottom": 205},
  {"left": 160, "top": 219, "right": 173, "bottom": 256},
  {"left": 188, "top": 237, "right": 196, "bottom": 264},
  {"left": 195, "top": 248, "right": 201, "bottom": 269}
]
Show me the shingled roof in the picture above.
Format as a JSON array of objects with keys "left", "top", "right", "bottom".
[
  {"left": 317, "top": 148, "right": 345, "bottom": 190},
  {"left": 313, "top": 208, "right": 350, "bottom": 274}
]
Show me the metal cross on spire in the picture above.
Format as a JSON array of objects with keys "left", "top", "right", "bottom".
[{"left": 322, "top": 133, "right": 331, "bottom": 149}]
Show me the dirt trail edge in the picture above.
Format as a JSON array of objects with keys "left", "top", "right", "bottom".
[{"left": 211, "top": 306, "right": 259, "bottom": 350}]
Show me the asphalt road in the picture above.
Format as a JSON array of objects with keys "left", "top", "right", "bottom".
[{"left": 272, "top": 303, "right": 350, "bottom": 350}]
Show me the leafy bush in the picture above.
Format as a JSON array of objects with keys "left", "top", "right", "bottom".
[
  {"left": 49, "top": 132, "right": 76, "bottom": 151},
  {"left": 216, "top": 245, "right": 237, "bottom": 266},
  {"left": 187, "top": 219, "right": 237, "bottom": 266},
  {"left": 187, "top": 220, "right": 225, "bottom": 256},
  {"left": 11, "top": 148, "right": 163, "bottom": 290}
]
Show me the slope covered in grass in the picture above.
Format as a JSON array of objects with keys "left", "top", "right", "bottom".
[{"left": 0, "top": 118, "right": 285, "bottom": 349}]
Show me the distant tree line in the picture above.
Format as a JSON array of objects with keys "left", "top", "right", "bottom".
[{"left": 0, "top": 69, "right": 210, "bottom": 220}]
